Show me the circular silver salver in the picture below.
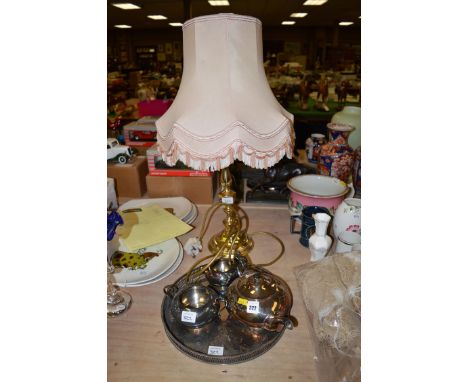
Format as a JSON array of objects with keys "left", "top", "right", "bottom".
[{"left": 161, "top": 266, "right": 286, "bottom": 364}]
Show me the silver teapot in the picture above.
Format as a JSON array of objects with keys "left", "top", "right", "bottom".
[
  {"left": 226, "top": 267, "right": 296, "bottom": 332},
  {"left": 164, "top": 284, "right": 220, "bottom": 328}
]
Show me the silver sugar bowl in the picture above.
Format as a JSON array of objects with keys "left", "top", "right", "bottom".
[{"left": 164, "top": 284, "right": 220, "bottom": 328}]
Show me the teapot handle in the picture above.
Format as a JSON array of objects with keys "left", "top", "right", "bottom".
[
  {"left": 236, "top": 254, "right": 249, "bottom": 277},
  {"left": 163, "top": 284, "right": 178, "bottom": 298},
  {"left": 270, "top": 315, "right": 298, "bottom": 331}
]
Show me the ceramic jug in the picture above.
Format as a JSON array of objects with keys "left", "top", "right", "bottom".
[
  {"left": 332, "top": 198, "right": 361, "bottom": 239},
  {"left": 331, "top": 106, "right": 361, "bottom": 149},
  {"left": 308, "top": 213, "right": 332, "bottom": 262}
]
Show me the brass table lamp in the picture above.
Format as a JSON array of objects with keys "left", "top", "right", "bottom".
[{"left": 156, "top": 13, "right": 294, "bottom": 270}]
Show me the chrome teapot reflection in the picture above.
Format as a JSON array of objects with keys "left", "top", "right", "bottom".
[{"left": 226, "top": 267, "right": 296, "bottom": 332}]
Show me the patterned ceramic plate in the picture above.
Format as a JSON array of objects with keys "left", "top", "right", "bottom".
[
  {"left": 116, "top": 242, "right": 184, "bottom": 287},
  {"left": 112, "top": 239, "right": 180, "bottom": 285}
]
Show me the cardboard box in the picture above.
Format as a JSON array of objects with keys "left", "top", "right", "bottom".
[
  {"left": 123, "top": 119, "right": 157, "bottom": 148},
  {"left": 146, "top": 174, "right": 218, "bottom": 204},
  {"left": 107, "top": 156, "right": 149, "bottom": 198},
  {"left": 146, "top": 144, "right": 212, "bottom": 177}
]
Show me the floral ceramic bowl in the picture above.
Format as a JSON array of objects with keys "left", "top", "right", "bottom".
[{"left": 287, "top": 174, "right": 353, "bottom": 215}]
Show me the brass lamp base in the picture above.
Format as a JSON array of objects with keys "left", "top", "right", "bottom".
[{"left": 207, "top": 168, "right": 254, "bottom": 259}]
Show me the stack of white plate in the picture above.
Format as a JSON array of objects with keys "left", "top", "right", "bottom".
[
  {"left": 118, "top": 197, "right": 197, "bottom": 225},
  {"left": 112, "top": 197, "right": 198, "bottom": 287}
]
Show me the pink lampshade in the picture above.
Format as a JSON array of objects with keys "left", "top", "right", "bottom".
[{"left": 156, "top": 13, "right": 295, "bottom": 171}]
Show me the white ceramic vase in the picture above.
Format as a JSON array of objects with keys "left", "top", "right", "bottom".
[
  {"left": 332, "top": 198, "right": 361, "bottom": 239},
  {"left": 331, "top": 106, "right": 361, "bottom": 149},
  {"left": 309, "top": 213, "right": 332, "bottom": 262}
]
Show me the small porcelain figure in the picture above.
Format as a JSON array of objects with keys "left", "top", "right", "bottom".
[
  {"left": 309, "top": 213, "right": 332, "bottom": 262},
  {"left": 305, "top": 133, "right": 326, "bottom": 165},
  {"left": 318, "top": 123, "right": 354, "bottom": 182},
  {"left": 311, "top": 133, "right": 326, "bottom": 164}
]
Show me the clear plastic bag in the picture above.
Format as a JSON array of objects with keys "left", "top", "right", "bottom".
[{"left": 295, "top": 252, "right": 361, "bottom": 382}]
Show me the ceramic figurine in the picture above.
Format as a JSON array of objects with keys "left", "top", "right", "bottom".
[
  {"left": 317, "top": 75, "right": 329, "bottom": 103},
  {"left": 298, "top": 78, "right": 311, "bottom": 110},
  {"left": 331, "top": 106, "right": 361, "bottom": 149},
  {"left": 311, "top": 133, "right": 326, "bottom": 165},
  {"left": 308, "top": 213, "right": 332, "bottom": 262},
  {"left": 318, "top": 123, "right": 355, "bottom": 182},
  {"left": 335, "top": 80, "right": 349, "bottom": 110},
  {"left": 305, "top": 133, "right": 326, "bottom": 165}
]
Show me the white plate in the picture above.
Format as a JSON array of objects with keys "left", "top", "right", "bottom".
[
  {"left": 179, "top": 204, "right": 194, "bottom": 223},
  {"left": 183, "top": 204, "right": 198, "bottom": 225},
  {"left": 112, "top": 239, "right": 180, "bottom": 285},
  {"left": 119, "top": 243, "right": 184, "bottom": 287},
  {"left": 119, "top": 197, "right": 193, "bottom": 221},
  {"left": 181, "top": 204, "right": 194, "bottom": 223}
]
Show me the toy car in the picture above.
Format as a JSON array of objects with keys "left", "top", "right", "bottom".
[
  {"left": 130, "top": 130, "right": 157, "bottom": 141},
  {"left": 107, "top": 138, "right": 135, "bottom": 164}
]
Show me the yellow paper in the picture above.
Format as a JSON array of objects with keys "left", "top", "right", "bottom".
[{"left": 117, "top": 204, "right": 193, "bottom": 251}]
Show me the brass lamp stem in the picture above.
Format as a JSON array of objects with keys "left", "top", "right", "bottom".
[{"left": 207, "top": 167, "right": 254, "bottom": 258}]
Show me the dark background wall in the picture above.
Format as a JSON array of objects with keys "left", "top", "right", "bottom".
[{"left": 108, "top": 25, "right": 360, "bottom": 71}]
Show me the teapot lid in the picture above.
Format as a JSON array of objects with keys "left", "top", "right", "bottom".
[{"left": 237, "top": 270, "right": 281, "bottom": 300}]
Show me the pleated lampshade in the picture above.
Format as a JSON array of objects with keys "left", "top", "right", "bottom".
[{"left": 156, "top": 13, "right": 295, "bottom": 171}]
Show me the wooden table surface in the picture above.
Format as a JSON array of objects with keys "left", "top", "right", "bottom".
[{"left": 108, "top": 203, "right": 319, "bottom": 381}]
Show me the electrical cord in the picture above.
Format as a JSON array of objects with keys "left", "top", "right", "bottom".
[
  {"left": 250, "top": 231, "right": 285, "bottom": 267},
  {"left": 184, "top": 202, "right": 285, "bottom": 281}
]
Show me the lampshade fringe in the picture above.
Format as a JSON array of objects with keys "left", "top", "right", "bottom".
[{"left": 158, "top": 137, "right": 293, "bottom": 172}]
